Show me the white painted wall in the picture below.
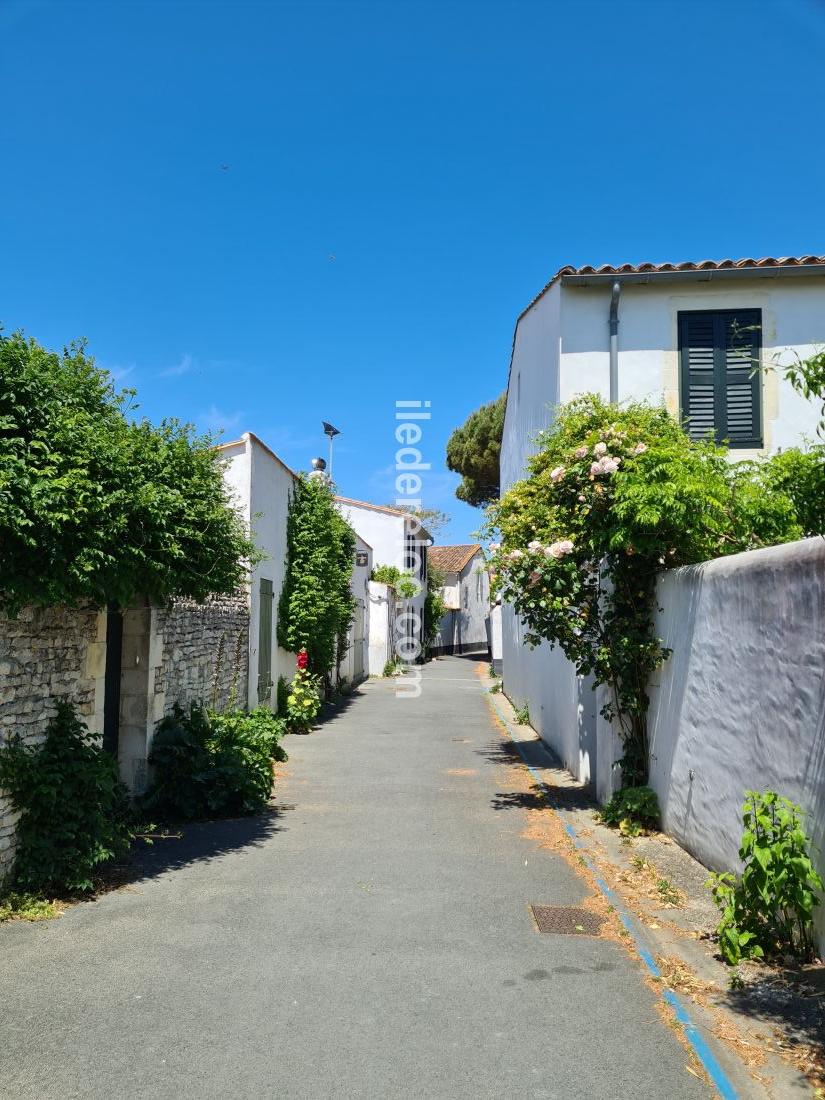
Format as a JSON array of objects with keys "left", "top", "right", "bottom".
[
  {"left": 559, "top": 278, "right": 824, "bottom": 455},
  {"left": 367, "top": 581, "right": 396, "bottom": 675},
  {"left": 218, "top": 434, "right": 297, "bottom": 708},
  {"left": 336, "top": 500, "right": 427, "bottom": 660},
  {"left": 647, "top": 537, "right": 825, "bottom": 952}
]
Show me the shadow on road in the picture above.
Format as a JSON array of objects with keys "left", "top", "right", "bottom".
[
  {"left": 100, "top": 808, "right": 288, "bottom": 893},
  {"left": 477, "top": 736, "right": 595, "bottom": 813}
]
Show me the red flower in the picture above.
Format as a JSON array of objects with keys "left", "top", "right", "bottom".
[{"left": 297, "top": 649, "right": 308, "bottom": 670}]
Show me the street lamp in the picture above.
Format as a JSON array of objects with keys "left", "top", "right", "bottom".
[{"left": 322, "top": 421, "right": 341, "bottom": 481}]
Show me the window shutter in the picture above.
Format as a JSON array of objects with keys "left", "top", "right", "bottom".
[
  {"left": 257, "top": 578, "right": 274, "bottom": 704},
  {"left": 679, "top": 309, "right": 762, "bottom": 447},
  {"left": 722, "top": 311, "right": 761, "bottom": 446}
]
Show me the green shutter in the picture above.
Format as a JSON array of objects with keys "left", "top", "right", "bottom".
[
  {"left": 679, "top": 309, "right": 762, "bottom": 448},
  {"left": 258, "top": 578, "right": 274, "bottom": 704}
]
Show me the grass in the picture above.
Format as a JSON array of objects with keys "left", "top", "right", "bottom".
[{"left": 0, "top": 891, "right": 61, "bottom": 922}]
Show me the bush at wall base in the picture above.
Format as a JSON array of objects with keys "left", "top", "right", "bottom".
[
  {"left": 708, "top": 790, "right": 823, "bottom": 966},
  {"left": 0, "top": 701, "right": 131, "bottom": 894},
  {"left": 141, "top": 704, "right": 287, "bottom": 820}
]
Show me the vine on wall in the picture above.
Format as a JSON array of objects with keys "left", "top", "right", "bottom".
[{"left": 277, "top": 476, "right": 356, "bottom": 683}]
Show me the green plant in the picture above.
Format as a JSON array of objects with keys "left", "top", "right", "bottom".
[
  {"left": 0, "top": 891, "right": 60, "bottom": 922},
  {"left": 285, "top": 664, "right": 322, "bottom": 733},
  {"left": 513, "top": 704, "right": 530, "bottom": 726},
  {"left": 599, "top": 786, "right": 660, "bottom": 836},
  {"left": 370, "top": 564, "right": 419, "bottom": 599},
  {"left": 784, "top": 347, "right": 825, "bottom": 436},
  {"left": 488, "top": 681, "right": 502, "bottom": 694},
  {"left": 707, "top": 791, "right": 823, "bottom": 966},
  {"left": 277, "top": 475, "right": 355, "bottom": 682},
  {"left": 489, "top": 664, "right": 500, "bottom": 679},
  {"left": 446, "top": 393, "right": 505, "bottom": 506},
  {"left": 382, "top": 657, "right": 404, "bottom": 677},
  {"left": 423, "top": 566, "right": 447, "bottom": 654},
  {"left": 141, "top": 704, "right": 287, "bottom": 820},
  {"left": 487, "top": 395, "right": 803, "bottom": 786},
  {"left": 0, "top": 332, "right": 258, "bottom": 614},
  {"left": 738, "top": 445, "right": 825, "bottom": 538},
  {"left": 656, "top": 878, "right": 682, "bottom": 906},
  {"left": 0, "top": 701, "right": 131, "bottom": 892}
]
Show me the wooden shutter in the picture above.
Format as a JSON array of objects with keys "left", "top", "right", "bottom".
[
  {"left": 679, "top": 309, "right": 762, "bottom": 447},
  {"left": 257, "top": 578, "right": 274, "bottom": 704}
]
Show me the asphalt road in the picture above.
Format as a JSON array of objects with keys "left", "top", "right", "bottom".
[{"left": 0, "top": 656, "right": 709, "bottom": 1099}]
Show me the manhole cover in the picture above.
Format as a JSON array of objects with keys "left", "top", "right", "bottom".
[{"left": 530, "top": 905, "right": 603, "bottom": 935}]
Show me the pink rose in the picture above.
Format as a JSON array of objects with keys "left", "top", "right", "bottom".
[{"left": 593, "top": 441, "right": 608, "bottom": 456}]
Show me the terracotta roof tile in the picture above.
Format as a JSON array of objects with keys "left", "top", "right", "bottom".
[
  {"left": 518, "top": 254, "right": 825, "bottom": 322},
  {"left": 428, "top": 544, "right": 482, "bottom": 573}
]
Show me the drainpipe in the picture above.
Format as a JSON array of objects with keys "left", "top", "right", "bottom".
[{"left": 609, "top": 280, "right": 621, "bottom": 405}]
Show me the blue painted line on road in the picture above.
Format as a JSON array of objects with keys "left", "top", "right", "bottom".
[{"left": 488, "top": 693, "right": 738, "bottom": 1100}]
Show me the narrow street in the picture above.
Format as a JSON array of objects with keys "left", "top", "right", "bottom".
[{"left": 1, "top": 657, "right": 710, "bottom": 1099}]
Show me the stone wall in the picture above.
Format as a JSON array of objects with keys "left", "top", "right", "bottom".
[
  {"left": 0, "top": 604, "right": 105, "bottom": 882},
  {"left": 154, "top": 596, "right": 249, "bottom": 716}
]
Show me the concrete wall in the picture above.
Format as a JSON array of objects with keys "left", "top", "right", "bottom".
[
  {"left": 0, "top": 604, "right": 106, "bottom": 881},
  {"left": 648, "top": 537, "right": 825, "bottom": 950}
]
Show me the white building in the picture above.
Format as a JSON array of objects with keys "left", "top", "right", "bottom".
[
  {"left": 335, "top": 496, "right": 430, "bottom": 661},
  {"left": 217, "top": 433, "right": 299, "bottom": 708},
  {"left": 500, "top": 253, "right": 825, "bottom": 789},
  {"left": 429, "top": 544, "right": 490, "bottom": 657}
]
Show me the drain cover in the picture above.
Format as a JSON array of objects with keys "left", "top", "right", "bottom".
[{"left": 530, "top": 905, "right": 603, "bottom": 935}]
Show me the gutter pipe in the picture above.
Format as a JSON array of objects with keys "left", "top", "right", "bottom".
[{"left": 608, "top": 280, "right": 620, "bottom": 404}]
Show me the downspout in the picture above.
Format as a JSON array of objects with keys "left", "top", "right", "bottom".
[{"left": 609, "top": 280, "right": 621, "bottom": 405}]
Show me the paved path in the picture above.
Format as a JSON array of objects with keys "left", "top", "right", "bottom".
[{"left": 1, "top": 657, "right": 709, "bottom": 1099}]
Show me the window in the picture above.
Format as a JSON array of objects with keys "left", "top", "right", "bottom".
[{"left": 678, "top": 309, "right": 762, "bottom": 448}]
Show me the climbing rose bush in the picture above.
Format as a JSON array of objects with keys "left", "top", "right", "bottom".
[{"left": 486, "top": 395, "right": 801, "bottom": 785}]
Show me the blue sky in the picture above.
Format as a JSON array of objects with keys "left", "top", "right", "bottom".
[{"left": 2, "top": 0, "right": 824, "bottom": 544}]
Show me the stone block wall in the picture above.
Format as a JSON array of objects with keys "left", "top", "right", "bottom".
[
  {"left": 154, "top": 596, "right": 249, "bottom": 716},
  {"left": 0, "top": 604, "right": 106, "bottom": 882}
]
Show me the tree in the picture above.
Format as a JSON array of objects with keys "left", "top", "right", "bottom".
[
  {"left": 446, "top": 394, "right": 505, "bottom": 507},
  {"left": 383, "top": 504, "right": 450, "bottom": 537},
  {"left": 0, "top": 332, "right": 257, "bottom": 612}
]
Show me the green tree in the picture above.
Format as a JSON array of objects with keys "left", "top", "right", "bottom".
[
  {"left": 446, "top": 394, "right": 505, "bottom": 507},
  {"left": 0, "top": 332, "right": 256, "bottom": 612},
  {"left": 277, "top": 476, "right": 356, "bottom": 681}
]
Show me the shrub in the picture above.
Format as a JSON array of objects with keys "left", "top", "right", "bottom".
[
  {"left": 382, "top": 658, "right": 404, "bottom": 677},
  {"left": 0, "top": 701, "right": 131, "bottom": 893},
  {"left": 371, "top": 564, "right": 419, "bottom": 599},
  {"left": 513, "top": 704, "right": 530, "bottom": 726},
  {"left": 600, "top": 786, "right": 660, "bottom": 837},
  {"left": 739, "top": 445, "right": 825, "bottom": 538},
  {"left": 708, "top": 791, "right": 823, "bottom": 965},
  {"left": 142, "top": 704, "right": 287, "bottom": 820}
]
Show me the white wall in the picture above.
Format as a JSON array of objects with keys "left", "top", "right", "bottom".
[
  {"left": 647, "top": 536, "right": 825, "bottom": 951},
  {"left": 219, "top": 434, "right": 297, "bottom": 708},
  {"left": 367, "top": 581, "right": 395, "bottom": 675},
  {"left": 559, "top": 277, "right": 824, "bottom": 455}
]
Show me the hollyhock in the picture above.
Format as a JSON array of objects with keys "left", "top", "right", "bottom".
[{"left": 297, "top": 649, "right": 308, "bottom": 670}]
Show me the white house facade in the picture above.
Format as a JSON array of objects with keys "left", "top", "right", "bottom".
[
  {"left": 335, "top": 496, "right": 430, "bottom": 662},
  {"left": 217, "top": 433, "right": 299, "bottom": 708},
  {"left": 429, "top": 544, "right": 490, "bottom": 657},
  {"left": 500, "top": 254, "right": 825, "bottom": 789}
]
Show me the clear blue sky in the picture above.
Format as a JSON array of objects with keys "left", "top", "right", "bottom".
[{"left": 2, "top": 0, "right": 824, "bottom": 544}]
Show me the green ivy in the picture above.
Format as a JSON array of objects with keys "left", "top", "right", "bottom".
[
  {"left": 487, "top": 395, "right": 804, "bottom": 786},
  {"left": 708, "top": 791, "right": 823, "bottom": 965},
  {"left": 0, "top": 702, "right": 131, "bottom": 893},
  {"left": 277, "top": 476, "right": 356, "bottom": 680},
  {"left": 0, "top": 332, "right": 258, "bottom": 613}
]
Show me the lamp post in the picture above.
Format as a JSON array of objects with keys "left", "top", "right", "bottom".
[{"left": 322, "top": 421, "right": 340, "bottom": 481}]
